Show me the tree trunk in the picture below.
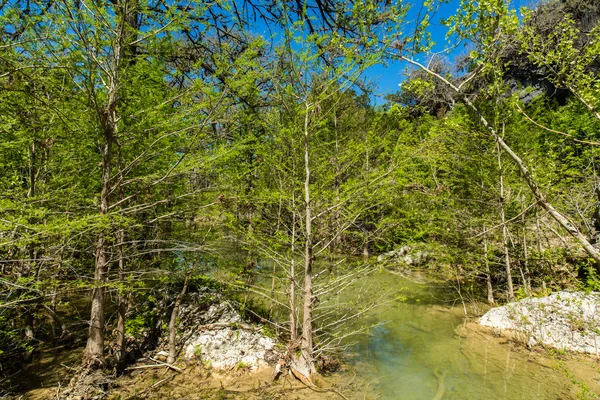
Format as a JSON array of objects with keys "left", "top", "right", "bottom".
[
  {"left": 501, "top": 219, "right": 514, "bottom": 301},
  {"left": 289, "top": 207, "right": 297, "bottom": 342},
  {"left": 333, "top": 109, "right": 342, "bottom": 251},
  {"left": 43, "top": 304, "right": 68, "bottom": 339},
  {"left": 114, "top": 229, "right": 127, "bottom": 362},
  {"left": 114, "top": 135, "right": 128, "bottom": 362},
  {"left": 536, "top": 207, "right": 547, "bottom": 290},
  {"left": 23, "top": 140, "right": 37, "bottom": 342},
  {"left": 591, "top": 186, "right": 600, "bottom": 245},
  {"left": 483, "top": 225, "right": 495, "bottom": 305},
  {"left": 84, "top": 128, "right": 112, "bottom": 367},
  {"left": 85, "top": 244, "right": 107, "bottom": 366},
  {"left": 27, "top": 140, "right": 36, "bottom": 198},
  {"left": 300, "top": 104, "right": 315, "bottom": 376},
  {"left": 168, "top": 270, "right": 191, "bottom": 364},
  {"left": 24, "top": 310, "right": 34, "bottom": 341},
  {"left": 269, "top": 261, "right": 277, "bottom": 320},
  {"left": 497, "top": 140, "right": 514, "bottom": 301},
  {"left": 112, "top": 0, "right": 139, "bottom": 362},
  {"left": 521, "top": 212, "right": 532, "bottom": 295},
  {"left": 83, "top": 0, "right": 129, "bottom": 367}
]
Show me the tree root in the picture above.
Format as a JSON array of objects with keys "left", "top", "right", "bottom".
[
  {"left": 62, "top": 367, "right": 113, "bottom": 400},
  {"left": 289, "top": 368, "right": 349, "bottom": 400},
  {"left": 126, "top": 362, "right": 181, "bottom": 373},
  {"left": 432, "top": 369, "right": 447, "bottom": 400}
]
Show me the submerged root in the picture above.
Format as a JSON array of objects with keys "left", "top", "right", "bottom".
[{"left": 432, "top": 369, "right": 447, "bottom": 400}]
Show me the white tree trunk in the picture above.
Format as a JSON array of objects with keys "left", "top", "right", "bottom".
[{"left": 300, "top": 103, "right": 316, "bottom": 376}]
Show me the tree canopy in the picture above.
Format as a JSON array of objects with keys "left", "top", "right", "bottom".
[{"left": 1, "top": 0, "right": 600, "bottom": 396}]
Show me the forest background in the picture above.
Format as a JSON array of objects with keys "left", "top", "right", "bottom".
[{"left": 1, "top": 0, "right": 600, "bottom": 391}]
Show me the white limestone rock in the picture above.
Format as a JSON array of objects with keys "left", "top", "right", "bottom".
[
  {"left": 480, "top": 291, "right": 600, "bottom": 355},
  {"left": 165, "top": 291, "right": 280, "bottom": 371},
  {"left": 377, "top": 245, "right": 431, "bottom": 267},
  {"left": 184, "top": 327, "right": 278, "bottom": 371}
]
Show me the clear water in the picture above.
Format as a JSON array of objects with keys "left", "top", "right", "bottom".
[
  {"left": 199, "top": 243, "right": 600, "bottom": 400},
  {"left": 347, "top": 271, "right": 600, "bottom": 400}
]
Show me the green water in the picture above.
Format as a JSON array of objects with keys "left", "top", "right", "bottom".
[
  {"left": 200, "top": 243, "right": 599, "bottom": 399},
  {"left": 348, "top": 271, "right": 600, "bottom": 400}
]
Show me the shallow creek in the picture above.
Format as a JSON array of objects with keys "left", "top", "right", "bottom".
[{"left": 346, "top": 271, "right": 600, "bottom": 400}]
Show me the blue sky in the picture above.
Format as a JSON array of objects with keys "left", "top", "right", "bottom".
[
  {"left": 367, "top": 0, "right": 462, "bottom": 101},
  {"left": 367, "top": 0, "right": 525, "bottom": 102},
  {"left": 247, "top": 0, "right": 464, "bottom": 101},
  {"left": 247, "top": 0, "right": 527, "bottom": 103}
]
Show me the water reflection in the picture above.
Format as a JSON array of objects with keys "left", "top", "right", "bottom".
[{"left": 348, "top": 272, "right": 599, "bottom": 400}]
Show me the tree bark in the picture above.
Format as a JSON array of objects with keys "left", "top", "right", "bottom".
[
  {"left": 114, "top": 228, "right": 127, "bottom": 362},
  {"left": 536, "top": 207, "right": 547, "bottom": 290},
  {"left": 84, "top": 120, "right": 110, "bottom": 360},
  {"left": 333, "top": 108, "right": 342, "bottom": 251},
  {"left": 27, "top": 140, "right": 36, "bottom": 198},
  {"left": 112, "top": 0, "right": 139, "bottom": 362},
  {"left": 24, "top": 310, "right": 34, "bottom": 341},
  {"left": 84, "top": 126, "right": 112, "bottom": 367},
  {"left": 289, "top": 203, "right": 297, "bottom": 342},
  {"left": 521, "top": 212, "right": 532, "bottom": 295},
  {"left": 269, "top": 261, "right": 277, "bottom": 320},
  {"left": 300, "top": 103, "right": 315, "bottom": 376},
  {"left": 83, "top": 7, "right": 123, "bottom": 366},
  {"left": 483, "top": 225, "right": 495, "bottom": 305},
  {"left": 168, "top": 270, "right": 191, "bottom": 364},
  {"left": 114, "top": 131, "right": 128, "bottom": 362},
  {"left": 23, "top": 140, "right": 37, "bottom": 342},
  {"left": 497, "top": 140, "right": 514, "bottom": 301},
  {"left": 43, "top": 304, "right": 69, "bottom": 339}
]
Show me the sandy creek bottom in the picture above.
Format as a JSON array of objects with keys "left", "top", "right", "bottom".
[{"left": 346, "top": 270, "right": 600, "bottom": 400}]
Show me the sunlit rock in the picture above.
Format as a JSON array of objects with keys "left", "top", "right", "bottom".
[
  {"left": 184, "top": 327, "right": 278, "bottom": 370},
  {"left": 154, "top": 291, "right": 280, "bottom": 371},
  {"left": 377, "top": 245, "right": 431, "bottom": 267},
  {"left": 480, "top": 291, "right": 600, "bottom": 355}
]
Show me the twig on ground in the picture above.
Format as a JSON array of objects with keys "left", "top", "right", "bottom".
[{"left": 126, "top": 362, "right": 181, "bottom": 373}]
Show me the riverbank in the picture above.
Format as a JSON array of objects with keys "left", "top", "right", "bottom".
[
  {"left": 6, "top": 270, "right": 600, "bottom": 400},
  {"left": 13, "top": 346, "right": 372, "bottom": 400},
  {"left": 106, "top": 362, "right": 366, "bottom": 400},
  {"left": 480, "top": 291, "right": 600, "bottom": 356}
]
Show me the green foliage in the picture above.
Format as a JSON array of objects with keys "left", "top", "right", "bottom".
[
  {"left": 0, "top": 315, "right": 25, "bottom": 356},
  {"left": 235, "top": 361, "right": 249, "bottom": 370},
  {"left": 582, "top": 264, "right": 600, "bottom": 292},
  {"left": 124, "top": 314, "right": 150, "bottom": 339},
  {"left": 2, "top": 0, "right": 600, "bottom": 392},
  {"left": 515, "top": 287, "right": 529, "bottom": 301}
]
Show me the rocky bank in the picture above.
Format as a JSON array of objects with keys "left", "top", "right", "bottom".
[
  {"left": 480, "top": 291, "right": 600, "bottom": 355},
  {"left": 153, "top": 290, "right": 280, "bottom": 371}
]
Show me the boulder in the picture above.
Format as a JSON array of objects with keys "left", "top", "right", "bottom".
[
  {"left": 480, "top": 291, "right": 600, "bottom": 355},
  {"left": 377, "top": 245, "right": 431, "bottom": 267},
  {"left": 154, "top": 291, "right": 280, "bottom": 371},
  {"left": 184, "top": 327, "right": 278, "bottom": 371}
]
